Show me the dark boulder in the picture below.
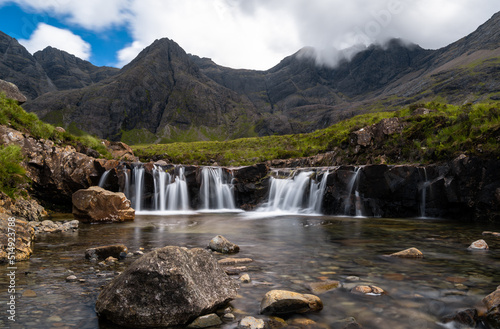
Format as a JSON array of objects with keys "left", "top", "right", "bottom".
[{"left": 96, "top": 246, "right": 238, "bottom": 328}]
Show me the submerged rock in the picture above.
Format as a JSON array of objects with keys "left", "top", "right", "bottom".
[
  {"left": 442, "top": 308, "right": 479, "bottom": 327},
  {"left": 388, "top": 247, "right": 424, "bottom": 258},
  {"left": 85, "top": 245, "right": 128, "bottom": 260},
  {"left": 95, "top": 246, "right": 238, "bottom": 328},
  {"left": 260, "top": 290, "right": 323, "bottom": 315},
  {"left": 208, "top": 235, "right": 240, "bottom": 254},
  {"left": 308, "top": 280, "right": 341, "bottom": 294},
  {"left": 72, "top": 186, "right": 135, "bottom": 223}
]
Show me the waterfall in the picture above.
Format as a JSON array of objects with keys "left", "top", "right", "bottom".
[
  {"left": 259, "top": 170, "right": 327, "bottom": 214},
  {"left": 153, "top": 165, "right": 170, "bottom": 211},
  {"left": 164, "top": 166, "right": 190, "bottom": 211},
  {"left": 419, "top": 168, "right": 431, "bottom": 218},
  {"left": 132, "top": 166, "right": 144, "bottom": 212},
  {"left": 122, "top": 168, "right": 130, "bottom": 200},
  {"left": 98, "top": 170, "right": 111, "bottom": 188},
  {"left": 308, "top": 170, "right": 329, "bottom": 213},
  {"left": 200, "top": 167, "right": 236, "bottom": 210},
  {"left": 344, "top": 167, "right": 364, "bottom": 217}
]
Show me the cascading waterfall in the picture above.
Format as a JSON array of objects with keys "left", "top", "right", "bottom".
[
  {"left": 419, "top": 168, "right": 432, "bottom": 218},
  {"left": 132, "top": 166, "right": 144, "bottom": 212},
  {"left": 200, "top": 167, "right": 236, "bottom": 210},
  {"left": 98, "top": 170, "right": 111, "bottom": 188},
  {"left": 308, "top": 170, "right": 329, "bottom": 213},
  {"left": 164, "top": 166, "right": 190, "bottom": 211},
  {"left": 153, "top": 165, "right": 169, "bottom": 211},
  {"left": 344, "top": 167, "right": 364, "bottom": 217},
  {"left": 259, "top": 170, "right": 328, "bottom": 214}
]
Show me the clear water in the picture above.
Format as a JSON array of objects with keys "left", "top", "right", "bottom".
[{"left": 1, "top": 213, "right": 499, "bottom": 329}]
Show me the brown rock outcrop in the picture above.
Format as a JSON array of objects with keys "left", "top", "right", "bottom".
[
  {"left": 72, "top": 186, "right": 134, "bottom": 223},
  {"left": 0, "top": 79, "right": 27, "bottom": 104},
  {"left": 0, "top": 214, "right": 35, "bottom": 262}
]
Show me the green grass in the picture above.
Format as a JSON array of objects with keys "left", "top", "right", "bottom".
[
  {"left": 0, "top": 144, "right": 27, "bottom": 198},
  {"left": 133, "top": 101, "right": 500, "bottom": 166}
]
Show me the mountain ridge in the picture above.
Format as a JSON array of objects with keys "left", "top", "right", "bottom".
[{"left": 2, "top": 11, "right": 500, "bottom": 143}]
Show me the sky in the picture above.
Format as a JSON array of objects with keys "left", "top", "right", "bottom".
[{"left": 0, "top": 0, "right": 499, "bottom": 70}]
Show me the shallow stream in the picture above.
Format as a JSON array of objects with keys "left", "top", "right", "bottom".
[{"left": 1, "top": 213, "right": 499, "bottom": 328}]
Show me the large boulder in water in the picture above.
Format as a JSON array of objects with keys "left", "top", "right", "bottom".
[
  {"left": 72, "top": 186, "right": 134, "bottom": 223},
  {"left": 95, "top": 246, "right": 238, "bottom": 328}
]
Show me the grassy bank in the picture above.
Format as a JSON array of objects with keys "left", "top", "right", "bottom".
[{"left": 133, "top": 101, "right": 500, "bottom": 166}]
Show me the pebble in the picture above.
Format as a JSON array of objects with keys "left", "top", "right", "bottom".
[
  {"left": 240, "top": 274, "right": 251, "bottom": 283},
  {"left": 346, "top": 276, "right": 360, "bottom": 281},
  {"left": 351, "top": 285, "right": 384, "bottom": 295},
  {"left": 65, "top": 275, "right": 77, "bottom": 282},
  {"left": 239, "top": 316, "right": 265, "bottom": 329},
  {"left": 222, "top": 313, "right": 235, "bottom": 322}
]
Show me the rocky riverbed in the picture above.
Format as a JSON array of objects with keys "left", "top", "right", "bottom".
[{"left": 1, "top": 212, "right": 499, "bottom": 329}]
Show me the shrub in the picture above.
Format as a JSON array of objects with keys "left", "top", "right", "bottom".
[{"left": 0, "top": 145, "right": 27, "bottom": 198}]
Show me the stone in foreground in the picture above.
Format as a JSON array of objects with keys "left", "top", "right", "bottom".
[
  {"left": 72, "top": 186, "right": 135, "bottom": 223},
  {"left": 188, "top": 313, "right": 222, "bottom": 328},
  {"left": 239, "top": 316, "right": 265, "bottom": 329},
  {"left": 260, "top": 290, "right": 323, "bottom": 315},
  {"left": 208, "top": 235, "right": 240, "bottom": 254},
  {"left": 483, "top": 289, "right": 500, "bottom": 328},
  {"left": 389, "top": 247, "right": 424, "bottom": 258},
  {"left": 96, "top": 246, "right": 238, "bottom": 328},
  {"left": 351, "top": 285, "right": 385, "bottom": 295}
]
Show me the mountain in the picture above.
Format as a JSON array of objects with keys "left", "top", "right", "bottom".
[
  {"left": 23, "top": 38, "right": 259, "bottom": 142},
  {"left": 0, "top": 31, "right": 119, "bottom": 100},
  {"left": 33, "top": 46, "right": 119, "bottom": 90},
  {"left": 4, "top": 12, "right": 500, "bottom": 143}
]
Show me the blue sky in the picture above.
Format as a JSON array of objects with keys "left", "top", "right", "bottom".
[{"left": 1, "top": 1, "right": 500, "bottom": 70}]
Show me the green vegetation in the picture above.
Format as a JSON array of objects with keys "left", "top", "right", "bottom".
[
  {"left": 133, "top": 101, "right": 500, "bottom": 166},
  {"left": 0, "top": 144, "right": 27, "bottom": 198},
  {"left": 0, "top": 93, "right": 111, "bottom": 158}
]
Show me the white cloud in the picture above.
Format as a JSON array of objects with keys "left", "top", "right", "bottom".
[
  {"left": 5, "top": 0, "right": 500, "bottom": 69},
  {"left": 19, "top": 23, "right": 91, "bottom": 60},
  {"left": 10, "top": 0, "right": 132, "bottom": 31}
]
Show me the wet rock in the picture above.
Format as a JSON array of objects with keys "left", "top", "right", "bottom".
[
  {"left": 483, "top": 289, "right": 500, "bottom": 311},
  {"left": 208, "top": 235, "right": 240, "bottom": 254},
  {"left": 29, "top": 219, "right": 79, "bottom": 235},
  {"left": 95, "top": 246, "right": 238, "bottom": 328},
  {"left": 260, "top": 290, "right": 323, "bottom": 315},
  {"left": 345, "top": 276, "right": 360, "bottom": 282},
  {"left": 72, "top": 186, "right": 135, "bottom": 223},
  {"left": 388, "top": 247, "right": 424, "bottom": 258},
  {"left": 85, "top": 245, "right": 128, "bottom": 260},
  {"left": 240, "top": 274, "right": 251, "bottom": 283},
  {"left": 239, "top": 316, "right": 265, "bottom": 329},
  {"left": 343, "top": 320, "right": 363, "bottom": 329},
  {"left": 188, "top": 313, "right": 222, "bottom": 328},
  {"left": 222, "top": 313, "right": 235, "bottom": 322},
  {"left": 351, "top": 285, "right": 384, "bottom": 295},
  {"left": 224, "top": 266, "right": 247, "bottom": 275},
  {"left": 442, "top": 308, "right": 478, "bottom": 327},
  {"left": 482, "top": 231, "right": 500, "bottom": 237},
  {"left": 308, "top": 280, "right": 341, "bottom": 294},
  {"left": 468, "top": 239, "right": 489, "bottom": 250},
  {"left": 0, "top": 214, "right": 35, "bottom": 262},
  {"left": 483, "top": 289, "right": 500, "bottom": 327},
  {"left": 218, "top": 257, "right": 253, "bottom": 265},
  {"left": 105, "top": 256, "right": 118, "bottom": 264}
]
